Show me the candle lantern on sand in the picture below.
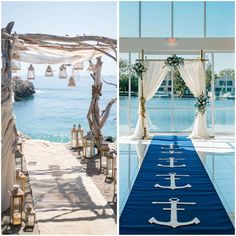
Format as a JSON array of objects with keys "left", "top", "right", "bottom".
[
  {"left": 106, "top": 152, "right": 116, "bottom": 180},
  {"left": 16, "top": 169, "right": 26, "bottom": 193},
  {"left": 100, "top": 144, "right": 109, "bottom": 173},
  {"left": 24, "top": 203, "right": 36, "bottom": 229},
  {"left": 59, "top": 64, "right": 67, "bottom": 79},
  {"left": 27, "top": 64, "right": 35, "bottom": 80},
  {"left": 77, "top": 124, "right": 83, "bottom": 148},
  {"left": 71, "top": 124, "right": 78, "bottom": 148},
  {"left": 83, "top": 132, "right": 95, "bottom": 159},
  {"left": 9, "top": 185, "right": 24, "bottom": 225},
  {"left": 45, "top": 65, "right": 53, "bottom": 77}
]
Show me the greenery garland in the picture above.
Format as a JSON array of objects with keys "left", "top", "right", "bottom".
[
  {"left": 195, "top": 92, "right": 209, "bottom": 114},
  {"left": 164, "top": 54, "right": 184, "bottom": 70},
  {"left": 132, "top": 61, "right": 147, "bottom": 80}
]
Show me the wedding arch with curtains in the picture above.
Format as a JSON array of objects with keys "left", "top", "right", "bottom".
[{"left": 132, "top": 50, "right": 210, "bottom": 140}]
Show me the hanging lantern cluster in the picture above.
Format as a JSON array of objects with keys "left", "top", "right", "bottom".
[
  {"left": 59, "top": 64, "right": 67, "bottom": 79},
  {"left": 27, "top": 64, "right": 35, "bottom": 80},
  {"left": 45, "top": 65, "right": 53, "bottom": 77}
]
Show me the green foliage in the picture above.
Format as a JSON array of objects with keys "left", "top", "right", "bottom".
[
  {"left": 218, "top": 69, "right": 235, "bottom": 80},
  {"left": 195, "top": 92, "right": 209, "bottom": 114}
]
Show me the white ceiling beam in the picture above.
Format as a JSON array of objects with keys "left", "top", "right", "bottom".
[{"left": 120, "top": 38, "right": 235, "bottom": 53}]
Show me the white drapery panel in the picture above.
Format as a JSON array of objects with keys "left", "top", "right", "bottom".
[
  {"left": 13, "top": 43, "right": 111, "bottom": 65},
  {"left": 179, "top": 60, "right": 209, "bottom": 139},
  {"left": 132, "top": 61, "right": 169, "bottom": 139}
]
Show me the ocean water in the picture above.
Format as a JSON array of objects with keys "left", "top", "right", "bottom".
[
  {"left": 13, "top": 75, "right": 117, "bottom": 143},
  {"left": 120, "top": 96, "right": 235, "bottom": 133}
]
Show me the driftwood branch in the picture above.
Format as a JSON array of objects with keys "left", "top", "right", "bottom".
[
  {"left": 99, "top": 98, "right": 117, "bottom": 129},
  {"left": 102, "top": 78, "right": 117, "bottom": 88}
]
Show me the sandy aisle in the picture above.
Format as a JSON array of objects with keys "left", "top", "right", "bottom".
[{"left": 24, "top": 139, "right": 116, "bottom": 235}]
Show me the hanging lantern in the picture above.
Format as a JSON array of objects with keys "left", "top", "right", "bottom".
[
  {"left": 71, "top": 124, "right": 78, "bottom": 148},
  {"left": 83, "top": 132, "right": 95, "bottom": 159},
  {"left": 68, "top": 76, "right": 76, "bottom": 87},
  {"left": 106, "top": 152, "right": 116, "bottom": 180},
  {"left": 59, "top": 64, "right": 67, "bottom": 79},
  {"left": 87, "top": 60, "right": 96, "bottom": 73},
  {"left": 77, "top": 124, "right": 84, "bottom": 147},
  {"left": 45, "top": 65, "right": 53, "bottom": 77},
  {"left": 16, "top": 169, "right": 26, "bottom": 193},
  {"left": 73, "top": 62, "right": 84, "bottom": 77},
  {"left": 27, "top": 64, "right": 35, "bottom": 80},
  {"left": 24, "top": 203, "right": 36, "bottom": 229},
  {"left": 100, "top": 144, "right": 110, "bottom": 173},
  {"left": 9, "top": 185, "right": 24, "bottom": 225}
]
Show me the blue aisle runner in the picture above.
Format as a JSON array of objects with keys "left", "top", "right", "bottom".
[{"left": 120, "top": 136, "right": 234, "bottom": 234}]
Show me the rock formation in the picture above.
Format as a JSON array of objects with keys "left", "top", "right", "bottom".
[{"left": 12, "top": 76, "right": 35, "bottom": 101}]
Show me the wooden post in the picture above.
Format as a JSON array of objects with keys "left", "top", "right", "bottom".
[
  {"left": 87, "top": 57, "right": 116, "bottom": 153},
  {"left": 1, "top": 22, "right": 18, "bottom": 212},
  {"left": 140, "top": 49, "right": 147, "bottom": 139}
]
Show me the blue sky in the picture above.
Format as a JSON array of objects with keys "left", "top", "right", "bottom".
[{"left": 1, "top": 1, "right": 117, "bottom": 76}]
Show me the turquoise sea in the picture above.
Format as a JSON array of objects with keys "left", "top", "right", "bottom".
[{"left": 13, "top": 75, "right": 117, "bottom": 143}]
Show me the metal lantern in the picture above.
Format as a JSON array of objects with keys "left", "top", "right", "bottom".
[
  {"left": 24, "top": 203, "right": 36, "bottom": 228},
  {"left": 87, "top": 60, "right": 96, "bottom": 73},
  {"left": 68, "top": 76, "right": 76, "bottom": 87},
  {"left": 83, "top": 132, "right": 95, "bottom": 159},
  {"left": 9, "top": 185, "right": 24, "bottom": 225},
  {"left": 45, "top": 65, "right": 53, "bottom": 77},
  {"left": 73, "top": 62, "right": 84, "bottom": 77},
  {"left": 71, "top": 124, "right": 78, "bottom": 148},
  {"left": 16, "top": 169, "right": 26, "bottom": 193},
  {"left": 77, "top": 124, "right": 84, "bottom": 147},
  {"left": 100, "top": 144, "right": 109, "bottom": 173},
  {"left": 59, "top": 64, "right": 67, "bottom": 79},
  {"left": 27, "top": 64, "right": 35, "bottom": 80},
  {"left": 106, "top": 152, "right": 116, "bottom": 180}
]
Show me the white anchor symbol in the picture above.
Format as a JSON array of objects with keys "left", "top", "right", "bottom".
[
  {"left": 161, "top": 149, "right": 183, "bottom": 154},
  {"left": 155, "top": 172, "right": 191, "bottom": 190},
  {"left": 149, "top": 198, "right": 200, "bottom": 228},
  {"left": 158, "top": 157, "right": 186, "bottom": 168}
]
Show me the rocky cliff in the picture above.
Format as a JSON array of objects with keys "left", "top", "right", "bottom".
[{"left": 12, "top": 76, "right": 35, "bottom": 101}]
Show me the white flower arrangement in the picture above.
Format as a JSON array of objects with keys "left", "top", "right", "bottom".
[
  {"left": 164, "top": 54, "right": 184, "bottom": 70},
  {"left": 195, "top": 92, "right": 209, "bottom": 114},
  {"left": 132, "top": 61, "right": 147, "bottom": 79}
]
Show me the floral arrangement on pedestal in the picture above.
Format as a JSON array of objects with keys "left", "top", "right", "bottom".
[
  {"left": 195, "top": 92, "right": 209, "bottom": 115},
  {"left": 164, "top": 54, "right": 184, "bottom": 70},
  {"left": 132, "top": 61, "right": 147, "bottom": 79}
]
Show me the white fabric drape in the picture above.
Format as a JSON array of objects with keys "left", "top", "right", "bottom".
[
  {"left": 179, "top": 60, "right": 209, "bottom": 139},
  {"left": 132, "top": 61, "right": 169, "bottom": 139},
  {"left": 13, "top": 43, "right": 111, "bottom": 65}
]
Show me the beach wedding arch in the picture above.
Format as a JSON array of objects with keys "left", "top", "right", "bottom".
[
  {"left": 1, "top": 22, "right": 117, "bottom": 211},
  {"left": 132, "top": 50, "right": 210, "bottom": 140}
]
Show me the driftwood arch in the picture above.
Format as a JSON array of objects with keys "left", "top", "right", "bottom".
[{"left": 1, "top": 22, "right": 117, "bottom": 211}]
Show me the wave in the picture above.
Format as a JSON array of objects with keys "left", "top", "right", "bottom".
[{"left": 35, "top": 90, "right": 44, "bottom": 94}]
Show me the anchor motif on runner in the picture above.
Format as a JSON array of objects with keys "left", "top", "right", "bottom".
[
  {"left": 161, "top": 149, "right": 183, "bottom": 154},
  {"left": 155, "top": 172, "right": 191, "bottom": 190},
  {"left": 148, "top": 198, "right": 200, "bottom": 228},
  {"left": 158, "top": 157, "right": 186, "bottom": 168}
]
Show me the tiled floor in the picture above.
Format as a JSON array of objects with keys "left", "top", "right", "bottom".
[{"left": 119, "top": 134, "right": 235, "bottom": 225}]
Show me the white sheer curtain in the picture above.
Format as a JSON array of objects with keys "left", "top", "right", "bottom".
[
  {"left": 179, "top": 60, "right": 209, "bottom": 139},
  {"left": 132, "top": 61, "right": 169, "bottom": 139}
]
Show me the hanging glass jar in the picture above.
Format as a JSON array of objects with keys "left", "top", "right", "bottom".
[
  {"left": 9, "top": 185, "right": 24, "bottom": 225},
  {"left": 68, "top": 76, "right": 76, "bottom": 87},
  {"left": 83, "top": 132, "right": 95, "bottom": 159},
  {"left": 27, "top": 64, "right": 35, "bottom": 80},
  {"left": 24, "top": 203, "right": 36, "bottom": 229},
  {"left": 45, "top": 65, "right": 53, "bottom": 77},
  {"left": 59, "top": 64, "right": 67, "bottom": 79},
  {"left": 77, "top": 124, "right": 84, "bottom": 147},
  {"left": 87, "top": 60, "right": 96, "bottom": 73},
  {"left": 71, "top": 124, "right": 78, "bottom": 148}
]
